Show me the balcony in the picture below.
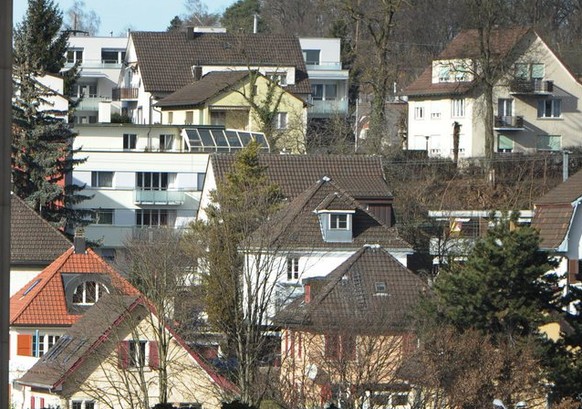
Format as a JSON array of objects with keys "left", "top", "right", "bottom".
[
  {"left": 65, "top": 59, "right": 123, "bottom": 69},
  {"left": 494, "top": 115, "right": 524, "bottom": 130},
  {"left": 75, "top": 97, "right": 111, "bottom": 111},
  {"left": 308, "top": 99, "right": 349, "bottom": 117},
  {"left": 112, "top": 87, "right": 139, "bottom": 101},
  {"left": 305, "top": 61, "right": 343, "bottom": 70},
  {"left": 510, "top": 79, "right": 553, "bottom": 94},
  {"left": 134, "top": 189, "right": 185, "bottom": 205}
]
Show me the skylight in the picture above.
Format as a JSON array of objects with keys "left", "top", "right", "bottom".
[
  {"left": 23, "top": 279, "right": 41, "bottom": 296},
  {"left": 43, "top": 335, "right": 73, "bottom": 361},
  {"left": 183, "top": 127, "right": 270, "bottom": 153},
  {"left": 375, "top": 282, "right": 387, "bottom": 294}
]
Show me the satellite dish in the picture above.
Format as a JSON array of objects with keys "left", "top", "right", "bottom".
[{"left": 305, "top": 364, "right": 318, "bottom": 380}]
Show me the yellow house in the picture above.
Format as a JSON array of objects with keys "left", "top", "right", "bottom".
[
  {"left": 274, "top": 246, "right": 428, "bottom": 409},
  {"left": 18, "top": 294, "right": 237, "bottom": 409},
  {"left": 156, "top": 70, "right": 307, "bottom": 153}
]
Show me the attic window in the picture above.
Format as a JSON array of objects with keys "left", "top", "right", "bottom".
[
  {"left": 375, "top": 282, "right": 387, "bottom": 294},
  {"left": 23, "top": 279, "right": 41, "bottom": 296},
  {"left": 330, "top": 214, "right": 348, "bottom": 230},
  {"left": 72, "top": 281, "right": 109, "bottom": 305}
]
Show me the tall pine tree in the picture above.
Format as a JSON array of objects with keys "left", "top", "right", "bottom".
[{"left": 12, "top": 0, "right": 91, "bottom": 229}]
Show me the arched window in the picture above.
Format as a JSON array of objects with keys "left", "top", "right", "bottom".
[{"left": 72, "top": 281, "right": 109, "bottom": 305}]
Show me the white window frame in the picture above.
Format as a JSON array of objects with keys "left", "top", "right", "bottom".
[
  {"left": 123, "top": 133, "right": 137, "bottom": 150},
  {"left": 414, "top": 106, "right": 425, "bottom": 120},
  {"left": 33, "top": 334, "right": 60, "bottom": 357},
  {"left": 286, "top": 257, "right": 300, "bottom": 280},
  {"left": 136, "top": 209, "right": 174, "bottom": 227},
  {"left": 451, "top": 98, "right": 465, "bottom": 118},
  {"left": 73, "top": 281, "right": 109, "bottom": 305},
  {"left": 159, "top": 134, "right": 174, "bottom": 151},
  {"left": 67, "top": 49, "right": 83, "bottom": 64},
  {"left": 93, "top": 208, "right": 114, "bottom": 225},
  {"left": 537, "top": 98, "right": 561, "bottom": 118},
  {"left": 91, "top": 171, "right": 114, "bottom": 188},
  {"left": 72, "top": 401, "right": 95, "bottom": 409},
  {"left": 129, "top": 340, "right": 148, "bottom": 368},
  {"left": 274, "top": 112, "right": 288, "bottom": 129},
  {"left": 329, "top": 214, "right": 349, "bottom": 230}
]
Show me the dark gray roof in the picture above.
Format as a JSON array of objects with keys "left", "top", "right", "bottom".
[
  {"left": 131, "top": 31, "right": 310, "bottom": 96},
  {"left": 210, "top": 154, "right": 394, "bottom": 200},
  {"left": 246, "top": 178, "right": 409, "bottom": 250},
  {"left": 11, "top": 194, "right": 72, "bottom": 265},
  {"left": 274, "top": 245, "right": 428, "bottom": 333}
]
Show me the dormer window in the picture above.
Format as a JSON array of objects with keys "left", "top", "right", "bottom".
[
  {"left": 375, "top": 281, "right": 387, "bottom": 294},
  {"left": 330, "top": 214, "right": 348, "bottom": 229},
  {"left": 72, "top": 281, "right": 109, "bottom": 305}
]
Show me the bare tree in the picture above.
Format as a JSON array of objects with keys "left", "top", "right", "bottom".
[{"left": 64, "top": 0, "right": 101, "bottom": 35}]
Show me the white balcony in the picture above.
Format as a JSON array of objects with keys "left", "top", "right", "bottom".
[
  {"left": 134, "top": 189, "right": 186, "bottom": 205},
  {"left": 308, "top": 99, "right": 349, "bottom": 117}
]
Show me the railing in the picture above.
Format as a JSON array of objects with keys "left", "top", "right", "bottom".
[
  {"left": 65, "top": 59, "right": 123, "bottom": 69},
  {"left": 134, "top": 189, "right": 185, "bottom": 205},
  {"left": 307, "top": 99, "right": 349, "bottom": 115},
  {"left": 76, "top": 97, "right": 112, "bottom": 111},
  {"left": 112, "top": 87, "right": 139, "bottom": 101},
  {"left": 494, "top": 115, "right": 524, "bottom": 129},
  {"left": 510, "top": 79, "right": 553, "bottom": 94},
  {"left": 305, "top": 61, "right": 343, "bottom": 70}
]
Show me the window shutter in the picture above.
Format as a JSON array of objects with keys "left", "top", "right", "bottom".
[
  {"left": 568, "top": 259, "right": 579, "bottom": 284},
  {"left": 118, "top": 341, "right": 129, "bottom": 369},
  {"left": 17, "top": 334, "right": 33, "bottom": 356},
  {"left": 40, "top": 398, "right": 45, "bottom": 408},
  {"left": 149, "top": 341, "right": 159, "bottom": 369},
  {"left": 31, "top": 397, "right": 36, "bottom": 409}
]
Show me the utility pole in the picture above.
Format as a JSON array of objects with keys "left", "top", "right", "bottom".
[{"left": 0, "top": 0, "right": 13, "bottom": 408}]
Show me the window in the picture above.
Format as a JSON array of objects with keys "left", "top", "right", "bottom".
[
  {"left": 287, "top": 257, "right": 299, "bottom": 280},
  {"left": 67, "top": 49, "right": 83, "bottom": 64},
  {"left": 93, "top": 208, "right": 114, "bottom": 225},
  {"left": 136, "top": 209, "right": 172, "bottom": 227},
  {"left": 129, "top": 340, "right": 147, "bottom": 368},
  {"left": 375, "top": 281, "right": 387, "bottom": 294},
  {"left": 312, "top": 84, "right": 323, "bottom": 100},
  {"left": 73, "top": 281, "right": 108, "bottom": 305},
  {"left": 303, "top": 49, "right": 320, "bottom": 65},
  {"left": 273, "top": 112, "right": 288, "bottom": 129},
  {"left": 168, "top": 112, "right": 174, "bottom": 125},
  {"left": 159, "top": 134, "right": 174, "bottom": 151},
  {"left": 498, "top": 98, "right": 513, "bottom": 117},
  {"left": 324, "top": 334, "right": 355, "bottom": 360},
  {"left": 414, "top": 106, "right": 425, "bottom": 120},
  {"left": 210, "top": 111, "right": 226, "bottom": 126},
  {"left": 451, "top": 98, "right": 465, "bottom": 118},
  {"left": 136, "top": 172, "right": 172, "bottom": 190},
  {"left": 197, "top": 173, "right": 206, "bottom": 191},
  {"left": 32, "top": 333, "right": 60, "bottom": 357},
  {"left": 431, "top": 112, "right": 441, "bottom": 119},
  {"left": 123, "top": 133, "right": 137, "bottom": 150},
  {"left": 311, "top": 84, "right": 337, "bottom": 101},
  {"left": 330, "top": 214, "right": 348, "bottom": 229},
  {"left": 537, "top": 135, "right": 561, "bottom": 151},
  {"left": 498, "top": 135, "right": 513, "bottom": 153},
  {"left": 325, "top": 334, "right": 340, "bottom": 358},
  {"left": 515, "top": 62, "right": 545, "bottom": 80},
  {"left": 537, "top": 98, "right": 561, "bottom": 118},
  {"left": 438, "top": 64, "right": 450, "bottom": 82},
  {"left": 324, "top": 84, "right": 337, "bottom": 100},
  {"left": 101, "top": 48, "right": 125, "bottom": 64},
  {"left": 72, "top": 401, "right": 95, "bottom": 409},
  {"left": 268, "top": 72, "right": 287, "bottom": 86},
  {"left": 72, "top": 84, "right": 97, "bottom": 98},
  {"left": 91, "top": 171, "right": 114, "bottom": 188},
  {"left": 185, "top": 111, "right": 194, "bottom": 125}
]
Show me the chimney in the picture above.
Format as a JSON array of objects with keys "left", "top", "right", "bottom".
[
  {"left": 304, "top": 284, "right": 311, "bottom": 303},
  {"left": 191, "top": 65, "right": 203, "bottom": 81},
  {"left": 253, "top": 14, "right": 258, "bottom": 34},
  {"left": 74, "top": 229, "right": 86, "bottom": 254}
]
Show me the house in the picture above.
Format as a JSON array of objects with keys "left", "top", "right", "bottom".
[
  {"left": 65, "top": 34, "right": 129, "bottom": 124},
  {"left": 155, "top": 70, "right": 307, "bottom": 153},
  {"left": 242, "top": 176, "right": 412, "bottom": 318},
  {"left": 299, "top": 38, "right": 349, "bottom": 121},
  {"left": 404, "top": 27, "right": 582, "bottom": 158},
  {"left": 17, "top": 294, "right": 235, "bottom": 409},
  {"left": 9, "top": 237, "right": 140, "bottom": 409},
  {"left": 70, "top": 123, "right": 269, "bottom": 255},
  {"left": 10, "top": 194, "right": 72, "bottom": 296},
  {"left": 115, "top": 28, "right": 310, "bottom": 126},
  {"left": 273, "top": 245, "right": 427, "bottom": 409},
  {"left": 531, "top": 170, "right": 582, "bottom": 285}
]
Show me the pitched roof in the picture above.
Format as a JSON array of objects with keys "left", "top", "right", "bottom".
[
  {"left": 246, "top": 178, "right": 410, "bottom": 250},
  {"left": 210, "top": 154, "right": 394, "bottom": 200},
  {"left": 10, "top": 247, "right": 140, "bottom": 326},
  {"left": 273, "top": 245, "right": 428, "bottom": 333},
  {"left": 155, "top": 70, "right": 250, "bottom": 108},
  {"left": 403, "top": 27, "right": 532, "bottom": 97},
  {"left": 535, "top": 170, "right": 582, "bottom": 205},
  {"left": 131, "top": 31, "right": 310, "bottom": 95},
  {"left": 18, "top": 294, "right": 236, "bottom": 394},
  {"left": 11, "top": 194, "right": 72, "bottom": 265}
]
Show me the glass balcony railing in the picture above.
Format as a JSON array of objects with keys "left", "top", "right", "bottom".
[
  {"left": 76, "top": 97, "right": 111, "bottom": 111},
  {"left": 305, "top": 62, "right": 343, "bottom": 70},
  {"left": 134, "top": 190, "right": 185, "bottom": 205},
  {"left": 308, "top": 99, "right": 349, "bottom": 115},
  {"left": 65, "top": 59, "right": 123, "bottom": 69}
]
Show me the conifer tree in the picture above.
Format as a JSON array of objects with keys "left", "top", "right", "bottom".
[{"left": 12, "top": 0, "right": 91, "bottom": 229}]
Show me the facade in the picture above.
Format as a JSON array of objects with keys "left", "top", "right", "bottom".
[
  {"left": 156, "top": 71, "right": 307, "bottom": 153},
  {"left": 115, "top": 28, "right": 310, "bottom": 126},
  {"left": 65, "top": 34, "right": 129, "bottom": 124},
  {"left": 299, "top": 38, "right": 349, "bottom": 120},
  {"left": 71, "top": 123, "right": 268, "bottom": 254},
  {"left": 404, "top": 28, "right": 582, "bottom": 159},
  {"left": 9, "top": 238, "right": 140, "bottom": 409},
  {"left": 274, "top": 245, "right": 427, "bottom": 409},
  {"left": 18, "top": 294, "right": 235, "bottom": 409}
]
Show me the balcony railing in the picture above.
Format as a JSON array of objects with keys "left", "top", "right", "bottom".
[
  {"left": 112, "top": 87, "right": 139, "bottom": 101},
  {"left": 510, "top": 79, "right": 553, "bottom": 94},
  {"left": 75, "top": 97, "right": 112, "bottom": 111},
  {"left": 65, "top": 59, "right": 123, "bottom": 69},
  {"left": 305, "top": 61, "right": 343, "bottom": 70},
  {"left": 307, "top": 99, "right": 349, "bottom": 116},
  {"left": 494, "top": 115, "right": 524, "bottom": 130},
  {"left": 134, "top": 189, "right": 185, "bottom": 205}
]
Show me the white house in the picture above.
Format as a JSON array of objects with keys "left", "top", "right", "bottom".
[
  {"left": 404, "top": 27, "right": 582, "bottom": 158},
  {"left": 65, "top": 34, "right": 129, "bottom": 124}
]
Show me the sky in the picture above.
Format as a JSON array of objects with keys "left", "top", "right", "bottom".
[{"left": 13, "top": 0, "right": 236, "bottom": 36}]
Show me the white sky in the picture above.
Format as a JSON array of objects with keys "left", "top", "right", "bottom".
[{"left": 13, "top": 0, "right": 236, "bottom": 36}]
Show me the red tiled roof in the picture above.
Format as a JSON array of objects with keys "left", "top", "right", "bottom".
[{"left": 10, "top": 248, "right": 140, "bottom": 326}]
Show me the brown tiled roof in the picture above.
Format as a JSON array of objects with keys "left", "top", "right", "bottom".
[
  {"left": 403, "top": 27, "right": 532, "bottom": 97},
  {"left": 131, "top": 31, "right": 310, "bottom": 96},
  {"left": 10, "top": 247, "right": 140, "bottom": 326},
  {"left": 11, "top": 194, "right": 72, "bottom": 265},
  {"left": 210, "top": 154, "right": 393, "bottom": 200},
  {"left": 155, "top": 71, "right": 250, "bottom": 108},
  {"left": 535, "top": 170, "right": 582, "bottom": 205},
  {"left": 274, "top": 245, "right": 428, "bottom": 333},
  {"left": 532, "top": 204, "right": 573, "bottom": 250},
  {"left": 247, "top": 178, "right": 410, "bottom": 250},
  {"left": 18, "top": 294, "right": 237, "bottom": 394}
]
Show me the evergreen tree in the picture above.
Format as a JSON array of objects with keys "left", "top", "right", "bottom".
[{"left": 12, "top": 0, "right": 91, "bottom": 229}]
